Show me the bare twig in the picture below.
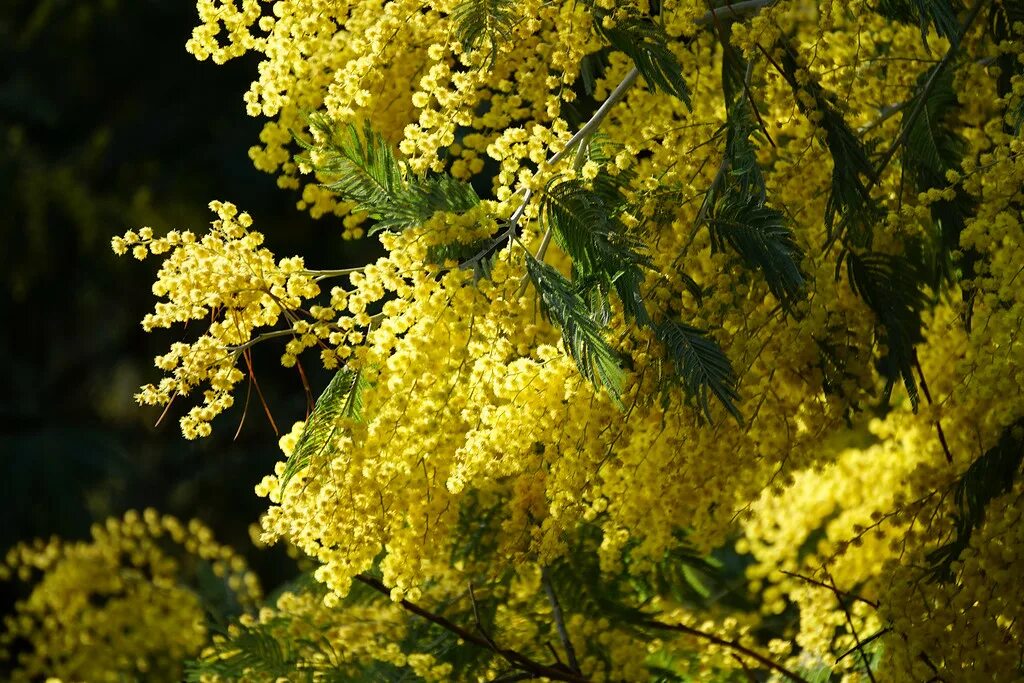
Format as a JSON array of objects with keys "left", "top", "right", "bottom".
[
  {"left": 542, "top": 568, "right": 581, "bottom": 673},
  {"left": 354, "top": 574, "right": 591, "bottom": 683},
  {"left": 824, "top": 570, "right": 877, "bottom": 683},
  {"left": 780, "top": 570, "right": 879, "bottom": 609},
  {"left": 641, "top": 618, "right": 809, "bottom": 682}
]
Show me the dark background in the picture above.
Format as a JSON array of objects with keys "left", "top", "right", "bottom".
[{"left": 0, "top": 0, "right": 363, "bottom": 589}]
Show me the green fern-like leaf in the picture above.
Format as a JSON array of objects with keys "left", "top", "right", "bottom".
[
  {"left": 928, "top": 418, "right": 1024, "bottom": 580},
  {"left": 586, "top": 3, "right": 691, "bottom": 105},
  {"left": 451, "top": 0, "right": 517, "bottom": 67},
  {"left": 541, "top": 176, "right": 648, "bottom": 278},
  {"left": 186, "top": 622, "right": 296, "bottom": 681},
  {"left": 526, "top": 255, "right": 625, "bottom": 405},
  {"left": 708, "top": 191, "right": 805, "bottom": 311},
  {"left": 876, "top": 0, "right": 962, "bottom": 47},
  {"left": 300, "top": 116, "right": 480, "bottom": 234},
  {"left": 778, "top": 47, "right": 877, "bottom": 246},
  {"left": 656, "top": 319, "right": 741, "bottom": 423},
  {"left": 280, "top": 367, "right": 368, "bottom": 488},
  {"left": 900, "top": 65, "right": 977, "bottom": 289},
  {"left": 845, "top": 252, "right": 929, "bottom": 409}
]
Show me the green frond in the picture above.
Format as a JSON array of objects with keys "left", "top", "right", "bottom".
[
  {"left": 186, "top": 622, "right": 298, "bottom": 681},
  {"left": 586, "top": 3, "right": 691, "bottom": 105},
  {"left": 845, "top": 252, "right": 929, "bottom": 409},
  {"left": 540, "top": 176, "right": 647, "bottom": 278},
  {"left": 578, "top": 48, "right": 612, "bottom": 97},
  {"left": 525, "top": 255, "right": 625, "bottom": 405},
  {"left": 1011, "top": 96, "right": 1024, "bottom": 135},
  {"left": 901, "top": 65, "right": 977, "bottom": 288},
  {"left": 902, "top": 67, "right": 963, "bottom": 186},
  {"left": 778, "top": 47, "right": 877, "bottom": 246},
  {"left": 303, "top": 115, "right": 404, "bottom": 210},
  {"left": 280, "top": 367, "right": 368, "bottom": 488},
  {"left": 876, "top": 0, "right": 963, "bottom": 47},
  {"left": 720, "top": 47, "right": 766, "bottom": 200},
  {"left": 708, "top": 191, "right": 805, "bottom": 311},
  {"left": 298, "top": 116, "right": 480, "bottom": 234},
  {"left": 451, "top": 0, "right": 517, "bottom": 68},
  {"left": 928, "top": 418, "right": 1024, "bottom": 580},
  {"left": 655, "top": 319, "right": 741, "bottom": 423}
]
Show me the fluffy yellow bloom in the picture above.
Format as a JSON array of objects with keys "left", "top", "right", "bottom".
[
  {"left": 106, "top": 0, "right": 1024, "bottom": 678},
  {"left": 0, "top": 511, "right": 260, "bottom": 682}
]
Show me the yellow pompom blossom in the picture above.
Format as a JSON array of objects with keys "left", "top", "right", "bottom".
[
  {"left": 0, "top": 511, "right": 260, "bottom": 682},
  {"left": 103, "top": 0, "right": 1024, "bottom": 678}
]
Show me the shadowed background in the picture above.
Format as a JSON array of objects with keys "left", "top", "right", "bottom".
[{"left": 0, "top": 0, "right": 370, "bottom": 596}]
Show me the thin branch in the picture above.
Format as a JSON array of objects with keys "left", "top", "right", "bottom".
[
  {"left": 825, "top": 570, "right": 878, "bottom": 683},
  {"left": 504, "top": 0, "right": 776, "bottom": 244},
  {"left": 779, "top": 570, "right": 879, "bottom": 609},
  {"left": 354, "top": 574, "right": 591, "bottom": 683},
  {"left": 836, "top": 628, "right": 891, "bottom": 664},
  {"left": 542, "top": 568, "right": 581, "bottom": 673},
  {"left": 914, "top": 354, "right": 954, "bottom": 463},
  {"left": 640, "top": 619, "right": 809, "bottom": 683},
  {"left": 224, "top": 328, "right": 296, "bottom": 354},
  {"left": 301, "top": 266, "right": 366, "bottom": 282},
  {"left": 242, "top": 347, "right": 279, "bottom": 436},
  {"left": 858, "top": 101, "right": 910, "bottom": 134}
]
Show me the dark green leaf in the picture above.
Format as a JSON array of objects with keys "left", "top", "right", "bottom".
[
  {"left": 928, "top": 418, "right": 1024, "bottom": 579},
  {"left": 298, "top": 116, "right": 479, "bottom": 234},
  {"left": 901, "top": 66, "right": 977, "bottom": 289},
  {"left": 845, "top": 252, "right": 929, "bottom": 408},
  {"left": 708, "top": 191, "right": 805, "bottom": 311},
  {"left": 186, "top": 622, "right": 295, "bottom": 681},
  {"left": 876, "top": 0, "right": 962, "bottom": 47},
  {"left": 280, "top": 367, "right": 367, "bottom": 488},
  {"left": 656, "top": 319, "right": 741, "bottom": 422},
  {"left": 586, "top": 3, "right": 691, "bottom": 105},
  {"left": 778, "top": 47, "right": 877, "bottom": 246},
  {"left": 451, "top": 0, "right": 517, "bottom": 67},
  {"left": 526, "top": 255, "right": 625, "bottom": 405}
]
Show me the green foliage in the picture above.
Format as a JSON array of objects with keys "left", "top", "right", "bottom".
[
  {"left": 531, "top": 146, "right": 741, "bottom": 419},
  {"left": 525, "top": 254, "right": 626, "bottom": 405},
  {"left": 876, "top": 0, "right": 963, "bottom": 47},
  {"left": 300, "top": 116, "right": 480, "bottom": 234},
  {"left": 708, "top": 191, "right": 805, "bottom": 312},
  {"left": 578, "top": 48, "right": 612, "bottom": 98},
  {"left": 585, "top": 2, "right": 691, "bottom": 105},
  {"left": 902, "top": 68, "right": 963, "bottom": 187},
  {"left": 1011, "top": 96, "right": 1024, "bottom": 135},
  {"left": 186, "top": 622, "right": 304, "bottom": 681},
  {"left": 928, "top": 418, "right": 1024, "bottom": 579},
  {"left": 656, "top": 319, "right": 742, "bottom": 423},
  {"left": 280, "top": 367, "right": 367, "bottom": 488},
  {"left": 900, "top": 66, "right": 976, "bottom": 288},
  {"left": 778, "top": 47, "right": 877, "bottom": 246},
  {"left": 451, "top": 0, "right": 517, "bottom": 67},
  {"left": 539, "top": 170, "right": 651, "bottom": 325},
  {"left": 845, "top": 252, "right": 928, "bottom": 408}
]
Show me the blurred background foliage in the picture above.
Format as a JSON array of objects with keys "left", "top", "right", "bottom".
[{"left": 0, "top": 0, "right": 370, "bottom": 601}]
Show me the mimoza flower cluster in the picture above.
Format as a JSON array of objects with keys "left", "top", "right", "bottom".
[
  {"left": 0, "top": 511, "right": 260, "bottom": 682},
  {"left": 101, "top": 0, "right": 1024, "bottom": 678}
]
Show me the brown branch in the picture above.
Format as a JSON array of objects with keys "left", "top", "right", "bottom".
[
  {"left": 242, "top": 348, "right": 279, "bottom": 436},
  {"left": 542, "top": 568, "right": 581, "bottom": 673},
  {"left": 354, "top": 574, "right": 591, "bottom": 683},
  {"left": 914, "top": 354, "right": 954, "bottom": 463},
  {"left": 641, "top": 619, "right": 809, "bottom": 682},
  {"left": 824, "top": 570, "right": 877, "bottom": 683},
  {"left": 780, "top": 570, "right": 879, "bottom": 609}
]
